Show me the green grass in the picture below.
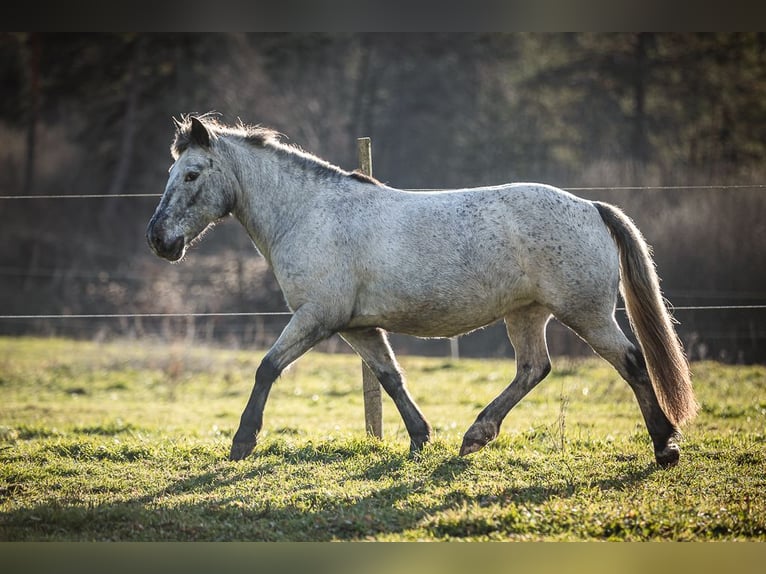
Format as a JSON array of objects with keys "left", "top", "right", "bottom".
[{"left": 0, "top": 336, "right": 764, "bottom": 541}]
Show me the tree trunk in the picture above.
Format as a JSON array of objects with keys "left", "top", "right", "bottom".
[
  {"left": 107, "top": 37, "right": 145, "bottom": 199},
  {"left": 632, "top": 33, "right": 650, "bottom": 166},
  {"left": 21, "top": 33, "right": 41, "bottom": 195}
]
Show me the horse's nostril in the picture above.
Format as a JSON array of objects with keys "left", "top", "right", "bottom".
[
  {"left": 147, "top": 223, "right": 163, "bottom": 252},
  {"left": 147, "top": 222, "right": 184, "bottom": 261},
  {"left": 167, "top": 235, "right": 184, "bottom": 259}
]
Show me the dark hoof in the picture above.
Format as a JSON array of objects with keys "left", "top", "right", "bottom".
[
  {"left": 459, "top": 439, "right": 484, "bottom": 457},
  {"left": 229, "top": 440, "right": 256, "bottom": 461},
  {"left": 459, "top": 421, "right": 498, "bottom": 457},
  {"left": 655, "top": 442, "right": 680, "bottom": 468},
  {"left": 409, "top": 432, "right": 432, "bottom": 455}
]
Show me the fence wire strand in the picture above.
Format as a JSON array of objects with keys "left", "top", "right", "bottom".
[
  {"left": 0, "top": 312, "right": 292, "bottom": 320},
  {"left": 0, "top": 193, "right": 162, "bottom": 200}
]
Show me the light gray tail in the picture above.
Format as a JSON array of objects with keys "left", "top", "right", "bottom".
[{"left": 594, "top": 201, "right": 698, "bottom": 426}]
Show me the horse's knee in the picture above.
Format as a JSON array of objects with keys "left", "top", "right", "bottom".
[{"left": 256, "top": 356, "right": 281, "bottom": 385}]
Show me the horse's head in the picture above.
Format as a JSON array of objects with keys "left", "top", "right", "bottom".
[{"left": 147, "top": 116, "right": 236, "bottom": 262}]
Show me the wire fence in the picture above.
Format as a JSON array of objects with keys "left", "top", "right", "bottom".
[{"left": 1, "top": 186, "right": 764, "bottom": 322}]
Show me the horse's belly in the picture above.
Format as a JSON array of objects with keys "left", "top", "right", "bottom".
[
  {"left": 348, "top": 286, "right": 530, "bottom": 338},
  {"left": 348, "top": 312, "right": 498, "bottom": 338}
]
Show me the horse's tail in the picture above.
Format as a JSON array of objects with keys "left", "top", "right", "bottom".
[{"left": 594, "top": 201, "right": 698, "bottom": 426}]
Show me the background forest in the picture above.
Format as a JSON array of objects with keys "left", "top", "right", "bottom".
[{"left": 1, "top": 33, "right": 764, "bottom": 362}]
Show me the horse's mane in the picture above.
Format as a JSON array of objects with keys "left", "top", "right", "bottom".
[
  {"left": 171, "top": 113, "right": 383, "bottom": 187},
  {"left": 171, "top": 113, "right": 281, "bottom": 158}
]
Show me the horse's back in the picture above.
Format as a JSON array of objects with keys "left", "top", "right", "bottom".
[{"left": 379, "top": 182, "right": 616, "bottom": 286}]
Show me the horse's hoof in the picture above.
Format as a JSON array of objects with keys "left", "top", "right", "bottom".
[
  {"left": 459, "top": 421, "right": 498, "bottom": 456},
  {"left": 655, "top": 442, "right": 680, "bottom": 468},
  {"left": 409, "top": 432, "right": 432, "bottom": 455},
  {"left": 229, "top": 440, "right": 256, "bottom": 461},
  {"left": 459, "top": 439, "right": 484, "bottom": 457}
]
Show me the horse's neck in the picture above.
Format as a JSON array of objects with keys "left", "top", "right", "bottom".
[{"left": 228, "top": 141, "right": 320, "bottom": 261}]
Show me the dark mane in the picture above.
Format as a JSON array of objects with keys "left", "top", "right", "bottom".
[
  {"left": 172, "top": 114, "right": 383, "bottom": 187},
  {"left": 350, "top": 170, "right": 382, "bottom": 185},
  {"left": 171, "top": 113, "right": 282, "bottom": 159}
]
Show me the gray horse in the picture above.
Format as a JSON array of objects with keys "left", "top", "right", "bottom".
[{"left": 147, "top": 115, "right": 697, "bottom": 467}]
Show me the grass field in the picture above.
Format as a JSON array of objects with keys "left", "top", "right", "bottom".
[{"left": 1, "top": 336, "right": 764, "bottom": 541}]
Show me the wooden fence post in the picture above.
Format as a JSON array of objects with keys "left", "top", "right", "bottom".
[
  {"left": 357, "top": 137, "right": 383, "bottom": 439},
  {"left": 450, "top": 337, "right": 460, "bottom": 360}
]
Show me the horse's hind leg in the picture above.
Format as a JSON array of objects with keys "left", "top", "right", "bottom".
[
  {"left": 341, "top": 328, "right": 432, "bottom": 453},
  {"left": 565, "top": 316, "right": 681, "bottom": 467},
  {"left": 460, "top": 305, "right": 552, "bottom": 456}
]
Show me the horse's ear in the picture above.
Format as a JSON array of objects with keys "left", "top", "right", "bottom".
[{"left": 190, "top": 116, "right": 211, "bottom": 148}]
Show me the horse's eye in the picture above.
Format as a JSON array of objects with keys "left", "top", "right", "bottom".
[{"left": 184, "top": 171, "right": 199, "bottom": 183}]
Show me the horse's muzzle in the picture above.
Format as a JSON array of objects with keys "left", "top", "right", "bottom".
[{"left": 146, "top": 221, "right": 185, "bottom": 262}]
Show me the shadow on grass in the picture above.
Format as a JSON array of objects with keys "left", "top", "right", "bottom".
[{"left": 0, "top": 439, "right": 662, "bottom": 541}]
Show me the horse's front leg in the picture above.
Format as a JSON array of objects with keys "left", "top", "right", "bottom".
[
  {"left": 230, "top": 306, "right": 333, "bottom": 461},
  {"left": 341, "top": 328, "right": 432, "bottom": 453}
]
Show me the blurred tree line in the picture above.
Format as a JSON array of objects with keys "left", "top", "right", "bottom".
[{"left": 1, "top": 33, "right": 764, "bottom": 362}]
